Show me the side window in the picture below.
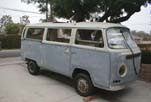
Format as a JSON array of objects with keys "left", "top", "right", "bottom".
[
  {"left": 46, "top": 28, "right": 71, "bottom": 43},
  {"left": 75, "top": 29, "right": 104, "bottom": 48},
  {"left": 26, "top": 28, "right": 44, "bottom": 40}
]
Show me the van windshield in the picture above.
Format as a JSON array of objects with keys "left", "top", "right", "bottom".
[{"left": 107, "top": 27, "right": 138, "bottom": 49}]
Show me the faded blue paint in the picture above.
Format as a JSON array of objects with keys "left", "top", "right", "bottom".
[
  {"left": 109, "top": 48, "right": 141, "bottom": 86},
  {"left": 40, "top": 43, "right": 71, "bottom": 76},
  {"left": 70, "top": 46, "right": 110, "bottom": 87},
  {"left": 21, "top": 23, "right": 141, "bottom": 91},
  {"left": 21, "top": 40, "right": 43, "bottom": 66}
]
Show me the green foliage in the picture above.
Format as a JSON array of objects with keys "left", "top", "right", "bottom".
[
  {"left": 5, "top": 23, "right": 24, "bottom": 35},
  {"left": 141, "top": 51, "right": 151, "bottom": 64},
  {"left": 53, "top": 0, "right": 99, "bottom": 21},
  {"left": 22, "top": 0, "right": 151, "bottom": 22},
  {"left": 0, "top": 35, "right": 21, "bottom": 49},
  {"left": 21, "top": 0, "right": 54, "bottom": 20},
  {"left": 53, "top": 0, "right": 151, "bottom": 22}
]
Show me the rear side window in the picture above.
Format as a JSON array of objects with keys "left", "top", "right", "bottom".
[
  {"left": 46, "top": 28, "right": 71, "bottom": 43},
  {"left": 75, "top": 29, "right": 104, "bottom": 48},
  {"left": 26, "top": 28, "right": 44, "bottom": 40}
]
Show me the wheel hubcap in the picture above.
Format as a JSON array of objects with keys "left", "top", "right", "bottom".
[
  {"left": 77, "top": 78, "right": 89, "bottom": 93},
  {"left": 28, "top": 62, "right": 35, "bottom": 73}
]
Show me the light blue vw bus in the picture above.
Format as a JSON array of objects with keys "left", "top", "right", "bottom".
[{"left": 21, "top": 22, "right": 141, "bottom": 96}]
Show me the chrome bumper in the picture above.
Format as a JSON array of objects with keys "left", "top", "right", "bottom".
[{"left": 108, "top": 85, "right": 125, "bottom": 91}]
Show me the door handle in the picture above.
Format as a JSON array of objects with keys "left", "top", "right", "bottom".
[{"left": 64, "top": 48, "right": 69, "bottom": 54}]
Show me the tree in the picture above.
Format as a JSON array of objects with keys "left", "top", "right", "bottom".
[
  {"left": 21, "top": 0, "right": 54, "bottom": 21},
  {"left": 21, "top": 0, "right": 151, "bottom": 23},
  {"left": 0, "top": 15, "right": 13, "bottom": 32},
  {"left": 53, "top": 0, "right": 151, "bottom": 22},
  {"left": 20, "top": 15, "right": 30, "bottom": 25},
  {"left": 5, "top": 23, "right": 24, "bottom": 35}
]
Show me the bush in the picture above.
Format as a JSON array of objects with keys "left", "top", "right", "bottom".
[
  {"left": 5, "top": 23, "right": 24, "bottom": 35},
  {"left": 0, "top": 35, "right": 21, "bottom": 49},
  {"left": 138, "top": 43, "right": 151, "bottom": 64},
  {"left": 141, "top": 51, "right": 151, "bottom": 64}
]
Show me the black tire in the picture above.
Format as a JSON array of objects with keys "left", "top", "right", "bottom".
[
  {"left": 27, "top": 60, "right": 40, "bottom": 75},
  {"left": 74, "top": 73, "right": 95, "bottom": 96}
]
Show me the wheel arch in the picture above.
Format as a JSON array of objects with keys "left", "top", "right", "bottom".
[
  {"left": 72, "top": 68, "right": 91, "bottom": 79},
  {"left": 25, "top": 58, "right": 33, "bottom": 62},
  {"left": 25, "top": 58, "right": 38, "bottom": 65}
]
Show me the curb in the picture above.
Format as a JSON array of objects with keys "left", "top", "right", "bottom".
[
  {"left": 0, "top": 49, "right": 20, "bottom": 52},
  {"left": 0, "top": 61, "right": 24, "bottom": 66}
]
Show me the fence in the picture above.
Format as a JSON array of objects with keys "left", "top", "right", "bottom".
[
  {"left": 137, "top": 41, "right": 151, "bottom": 64},
  {"left": 138, "top": 41, "right": 151, "bottom": 51},
  {"left": 0, "top": 35, "right": 21, "bottom": 49},
  {"left": 0, "top": 41, "right": 1, "bottom": 50},
  {"left": 137, "top": 41, "right": 151, "bottom": 82}
]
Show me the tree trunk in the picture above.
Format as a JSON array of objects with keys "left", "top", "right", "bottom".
[
  {"left": 49, "top": 0, "right": 53, "bottom": 21},
  {"left": 74, "top": 12, "right": 85, "bottom": 22},
  {"left": 46, "top": 1, "right": 48, "bottom": 21}
]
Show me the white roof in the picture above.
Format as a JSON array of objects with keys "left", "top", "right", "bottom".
[{"left": 26, "top": 22, "right": 127, "bottom": 29}]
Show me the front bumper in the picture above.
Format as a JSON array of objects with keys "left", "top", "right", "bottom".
[{"left": 108, "top": 85, "right": 125, "bottom": 91}]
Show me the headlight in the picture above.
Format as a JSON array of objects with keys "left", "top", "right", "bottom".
[{"left": 119, "top": 64, "right": 128, "bottom": 77}]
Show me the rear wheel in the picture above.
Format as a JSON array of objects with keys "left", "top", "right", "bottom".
[
  {"left": 74, "top": 73, "right": 95, "bottom": 96},
  {"left": 27, "top": 60, "right": 40, "bottom": 75}
]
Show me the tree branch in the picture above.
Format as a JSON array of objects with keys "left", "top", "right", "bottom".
[
  {"left": 110, "top": 12, "right": 134, "bottom": 23},
  {"left": 110, "top": 5, "right": 141, "bottom": 23},
  {"left": 98, "top": 8, "right": 111, "bottom": 22}
]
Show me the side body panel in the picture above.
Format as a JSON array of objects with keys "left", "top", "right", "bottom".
[
  {"left": 41, "top": 42, "right": 71, "bottom": 76},
  {"left": 109, "top": 49, "right": 141, "bottom": 86},
  {"left": 21, "top": 27, "right": 45, "bottom": 66},
  {"left": 21, "top": 40, "right": 43, "bottom": 66},
  {"left": 70, "top": 28, "right": 111, "bottom": 88},
  {"left": 71, "top": 46, "right": 110, "bottom": 88}
]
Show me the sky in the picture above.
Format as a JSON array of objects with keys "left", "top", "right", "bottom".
[
  {"left": 0, "top": 0, "right": 151, "bottom": 33},
  {"left": 122, "top": 4, "right": 151, "bottom": 33},
  {"left": 0, "top": 0, "right": 45, "bottom": 23}
]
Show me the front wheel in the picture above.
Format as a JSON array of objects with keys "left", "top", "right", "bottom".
[
  {"left": 74, "top": 73, "right": 95, "bottom": 96},
  {"left": 27, "top": 60, "right": 40, "bottom": 75}
]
